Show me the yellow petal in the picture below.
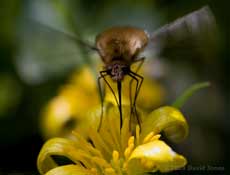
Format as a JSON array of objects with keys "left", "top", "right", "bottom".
[
  {"left": 128, "top": 140, "right": 187, "bottom": 173},
  {"left": 140, "top": 106, "right": 188, "bottom": 143},
  {"left": 37, "top": 138, "right": 93, "bottom": 174},
  {"left": 88, "top": 127, "right": 112, "bottom": 160},
  {"left": 72, "top": 131, "right": 103, "bottom": 158},
  {"left": 70, "top": 67, "right": 97, "bottom": 90},
  {"left": 40, "top": 67, "right": 100, "bottom": 139},
  {"left": 41, "top": 96, "right": 74, "bottom": 138},
  {"left": 136, "top": 78, "right": 165, "bottom": 110},
  {"left": 45, "top": 164, "right": 91, "bottom": 175}
]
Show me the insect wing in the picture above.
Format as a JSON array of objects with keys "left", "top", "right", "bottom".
[
  {"left": 16, "top": 19, "right": 96, "bottom": 84},
  {"left": 147, "top": 6, "right": 218, "bottom": 61}
]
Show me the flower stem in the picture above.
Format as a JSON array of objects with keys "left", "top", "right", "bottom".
[{"left": 172, "top": 82, "right": 210, "bottom": 109}]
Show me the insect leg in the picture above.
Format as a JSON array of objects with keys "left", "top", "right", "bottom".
[
  {"left": 128, "top": 57, "right": 145, "bottom": 129},
  {"left": 129, "top": 57, "right": 145, "bottom": 110},
  {"left": 98, "top": 71, "right": 120, "bottom": 131},
  {"left": 133, "top": 57, "right": 145, "bottom": 72},
  {"left": 128, "top": 72, "right": 144, "bottom": 130},
  {"left": 130, "top": 71, "right": 144, "bottom": 108},
  {"left": 100, "top": 72, "right": 119, "bottom": 105},
  {"left": 97, "top": 72, "right": 106, "bottom": 131},
  {"left": 128, "top": 74, "right": 135, "bottom": 130}
]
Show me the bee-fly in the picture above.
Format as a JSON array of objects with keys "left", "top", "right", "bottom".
[
  {"left": 31, "top": 5, "right": 217, "bottom": 131},
  {"left": 95, "top": 6, "right": 217, "bottom": 130},
  {"left": 96, "top": 26, "right": 148, "bottom": 130}
]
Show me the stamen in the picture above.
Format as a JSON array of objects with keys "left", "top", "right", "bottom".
[
  {"left": 92, "top": 156, "right": 110, "bottom": 169},
  {"left": 90, "top": 168, "right": 98, "bottom": 174},
  {"left": 105, "top": 167, "right": 116, "bottom": 175},
  {"left": 136, "top": 125, "right": 140, "bottom": 145},
  {"left": 150, "top": 134, "right": 161, "bottom": 142},
  {"left": 124, "top": 136, "right": 135, "bottom": 160},
  {"left": 143, "top": 131, "right": 154, "bottom": 144},
  {"left": 128, "top": 136, "right": 135, "bottom": 146},
  {"left": 112, "top": 150, "right": 119, "bottom": 164},
  {"left": 122, "top": 162, "right": 128, "bottom": 171}
]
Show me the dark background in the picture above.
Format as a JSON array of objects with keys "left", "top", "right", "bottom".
[{"left": 0, "top": 0, "right": 229, "bottom": 174}]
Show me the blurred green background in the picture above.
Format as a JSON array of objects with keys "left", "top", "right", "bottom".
[{"left": 0, "top": 0, "right": 228, "bottom": 174}]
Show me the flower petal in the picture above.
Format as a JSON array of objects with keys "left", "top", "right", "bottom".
[
  {"left": 41, "top": 96, "right": 75, "bottom": 139},
  {"left": 37, "top": 138, "right": 93, "bottom": 174},
  {"left": 140, "top": 106, "right": 188, "bottom": 143},
  {"left": 127, "top": 140, "right": 187, "bottom": 174},
  {"left": 45, "top": 164, "right": 91, "bottom": 175},
  {"left": 40, "top": 67, "right": 100, "bottom": 139},
  {"left": 136, "top": 77, "right": 165, "bottom": 110}
]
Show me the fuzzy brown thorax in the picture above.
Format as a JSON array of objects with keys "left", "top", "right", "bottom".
[{"left": 96, "top": 26, "right": 148, "bottom": 81}]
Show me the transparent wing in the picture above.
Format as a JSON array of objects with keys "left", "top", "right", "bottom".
[
  {"left": 31, "top": 20, "right": 98, "bottom": 51},
  {"left": 16, "top": 19, "right": 97, "bottom": 84},
  {"left": 146, "top": 6, "right": 219, "bottom": 61}
]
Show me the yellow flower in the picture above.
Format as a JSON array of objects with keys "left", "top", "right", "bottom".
[
  {"left": 40, "top": 67, "right": 100, "bottom": 138},
  {"left": 37, "top": 104, "right": 188, "bottom": 175},
  {"left": 40, "top": 66, "right": 165, "bottom": 139}
]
